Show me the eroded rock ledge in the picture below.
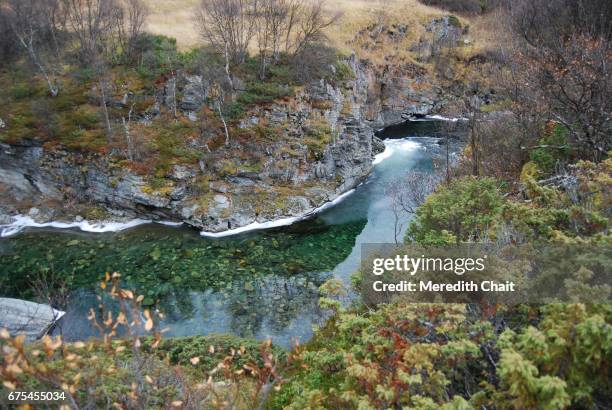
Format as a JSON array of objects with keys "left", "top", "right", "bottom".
[{"left": 0, "top": 54, "right": 445, "bottom": 233}]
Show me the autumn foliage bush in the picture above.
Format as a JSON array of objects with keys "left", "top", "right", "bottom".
[
  {"left": 272, "top": 302, "right": 611, "bottom": 409},
  {"left": 0, "top": 273, "right": 287, "bottom": 409}
]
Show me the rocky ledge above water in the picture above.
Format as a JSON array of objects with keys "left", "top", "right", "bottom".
[{"left": 0, "top": 45, "right": 456, "bottom": 234}]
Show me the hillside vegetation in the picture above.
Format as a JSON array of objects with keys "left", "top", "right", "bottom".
[{"left": 0, "top": 0, "right": 610, "bottom": 409}]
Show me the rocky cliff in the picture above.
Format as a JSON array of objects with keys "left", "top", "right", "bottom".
[{"left": 0, "top": 52, "right": 444, "bottom": 233}]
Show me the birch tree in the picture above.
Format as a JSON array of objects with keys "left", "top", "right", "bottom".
[{"left": 5, "top": 0, "right": 61, "bottom": 97}]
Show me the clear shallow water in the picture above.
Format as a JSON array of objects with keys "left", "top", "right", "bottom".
[{"left": 0, "top": 122, "right": 450, "bottom": 347}]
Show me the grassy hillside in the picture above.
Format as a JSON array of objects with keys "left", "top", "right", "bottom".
[
  {"left": 144, "top": 0, "right": 496, "bottom": 59},
  {"left": 144, "top": 0, "right": 201, "bottom": 49}
]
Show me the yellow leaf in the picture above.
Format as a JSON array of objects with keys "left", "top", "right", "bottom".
[
  {"left": 47, "top": 336, "right": 62, "bottom": 350},
  {"left": 13, "top": 335, "right": 25, "bottom": 349},
  {"left": 0, "top": 328, "right": 10, "bottom": 339},
  {"left": 208, "top": 345, "right": 215, "bottom": 354},
  {"left": 171, "top": 401, "right": 183, "bottom": 408},
  {"left": 2, "top": 381, "right": 16, "bottom": 390},
  {"left": 145, "top": 318, "right": 153, "bottom": 331},
  {"left": 190, "top": 357, "right": 200, "bottom": 365}
]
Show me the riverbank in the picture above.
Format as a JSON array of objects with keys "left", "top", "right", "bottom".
[
  {"left": 1, "top": 131, "right": 450, "bottom": 347},
  {"left": 1, "top": 123, "right": 458, "bottom": 239}
]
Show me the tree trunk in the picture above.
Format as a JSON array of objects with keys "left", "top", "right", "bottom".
[
  {"left": 122, "top": 104, "right": 135, "bottom": 161},
  {"left": 218, "top": 102, "right": 230, "bottom": 146},
  {"left": 16, "top": 35, "right": 59, "bottom": 97},
  {"left": 99, "top": 80, "right": 112, "bottom": 142},
  {"left": 224, "top": 43, "right": 234, "bottom": 93},
  {"left": 471, "top": 125, "right": 479, "bottom": 176},
  {"left": 260, "top": 53, "right": 267, "bottom": 80}
]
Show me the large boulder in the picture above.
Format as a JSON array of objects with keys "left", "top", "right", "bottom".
[{"left": 0, "top": 298, "right": 65, "bottom": 341}]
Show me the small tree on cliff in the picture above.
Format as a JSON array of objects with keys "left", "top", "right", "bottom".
[{"left": 4, "top": 0, "right": 62, "bottom": 97}]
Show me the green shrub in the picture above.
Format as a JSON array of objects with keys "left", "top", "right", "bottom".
[
  {"left": 148, "top": 334, "right": 285, "bottom": 374},
  {"left": 71, "top": 105, "right": 101, "bottom": 129},
  {"left": 448, "top": 14, "right": 462, "bottom": 28},
  {"left": 268, "top": 63, "right": 294, "bottom": 84},
  {"left": 406, "top": 176, "right": 504, "bottom": 244},
  {"left": 72, "top": 67, "right": 97, "bottom": 84},
  {"left": 529, "top": 123, "right": 571, "bottom": 175},
  {"left": 272, "top": 302, "right": 611, "bottom": 409},
  {"left": 135, "top": 34, "right": 180, "bottom": 79},
  {"left": 304, "top": 121, "right": 333, "bottom": 161},
  {"left": 332, "top": 61, "right": 354, "bottom": 82},
  {"left": 224, "top": 101, "right": 245, "bottom": 121},
  {"left": 494, "top": 304, "right": 611, "bottom": 408},
  {"left": 1, "top": 111, "right": 37, "bottom": 141},
  {"left": 10, "top": 83, "right": 36, "bottom": 100},
  {"left": 238, "top": 82, "right": 293, "bottom": 105}
]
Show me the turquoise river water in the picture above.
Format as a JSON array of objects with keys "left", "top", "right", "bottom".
[{"left": 0, "top": 121, "right": 454, "bottom": 347}]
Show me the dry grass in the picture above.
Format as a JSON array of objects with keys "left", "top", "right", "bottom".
[
  {"left": 144, "top": 0, "right": 201, "bottom": 49},
  {"left": 324, "top": 0, "right": 445, "bottom": 51},
  {"left": 143, "top": 0, "right": 494, "bottom": 62}
]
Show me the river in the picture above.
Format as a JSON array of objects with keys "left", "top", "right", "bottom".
[{"left": 0, "top": 120, "right": 457, "bottom": 347}]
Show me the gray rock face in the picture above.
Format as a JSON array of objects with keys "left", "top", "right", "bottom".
[
  {"left": 0, "top": 53, "right": 440, "bottom": 233},
  {"left": 359, "top": 60, "right": 440, "bottom": 128},
  {"left": 180, "top": 75, "right": 208, "bottom": 112},
  {"left": 0, "top": 141, "right": 176, "bottom": 221},
  {"left": 426, "top": 16, "right": 463, "bottom": 46},
  {"left": 0, "top": 298, "right": 65, "bottom": 341}
]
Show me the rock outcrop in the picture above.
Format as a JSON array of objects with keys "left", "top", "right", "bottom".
[
  {"left": 0, "top": 52, "right": 444, "bottom": 233},
  {"left": 0, "top": 298, "right": 65, "bottom": 341}
]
